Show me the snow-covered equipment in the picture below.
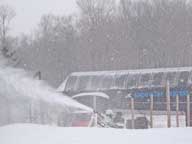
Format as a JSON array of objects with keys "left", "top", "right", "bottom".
[
  {"left": 72, "top": 92, "right": 109, "bottom": 126},
  {"left": 72, "top": 92, "right": 109, "bottom": 111}
]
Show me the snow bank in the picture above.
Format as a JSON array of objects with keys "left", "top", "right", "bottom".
[
  {"left": 0, "top": 124, "right": 192, "bottom": 144},
  {"left": 0, "top": 66, "right": 92, "bottom": 126}
]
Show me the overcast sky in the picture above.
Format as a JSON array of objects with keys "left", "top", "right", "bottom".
[{"left": 0, "top": 0, "right": 78, "bottom": 36}]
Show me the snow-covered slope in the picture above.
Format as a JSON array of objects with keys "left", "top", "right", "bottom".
[{"left": 0, "top": 124, "right": 191, "bottom": 144}]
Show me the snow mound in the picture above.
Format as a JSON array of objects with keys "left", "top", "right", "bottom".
[{"left": 0, "top": 124, "right": 192, "bottom": 144}]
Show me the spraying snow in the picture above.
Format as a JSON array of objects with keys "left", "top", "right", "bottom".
[{"left": 0, "top": 63, "right": 92, "bottom": 126}]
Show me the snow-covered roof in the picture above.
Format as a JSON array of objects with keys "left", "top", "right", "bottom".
[
  {"left": 58, "top": 67, "right": 192, "bottom": 92},
  {"left": 72, "top": 92, "right": 110, "bottom": 99},
  {"left": 71, "top": 66, "right": 192, "bottom": 76}
]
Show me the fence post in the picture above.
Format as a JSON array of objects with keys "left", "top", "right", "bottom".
[
  {"left": 176, "top": 95, "right": 179, "bottom": 127},
  {"left": 187, "top": 94, "right": 190, "bottom": 127},
  {"left": 131, "top": 97, "right": 135, "bottom": 129},
  {"left": 166, "top": 81, "right": 171, "bottom": 128},
  {"left": 150, "top": 94, "right": 153, "bottom": 128}
]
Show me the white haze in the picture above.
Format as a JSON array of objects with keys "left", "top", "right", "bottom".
[
  {"left": 0, "top": 0, "right": 77, "bottom": 36},
  {"left": 0, "top": 60, "right": 92, "bottom": 126}
]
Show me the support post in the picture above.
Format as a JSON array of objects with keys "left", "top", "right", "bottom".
[
  {"left": 166, "top": 81, "right": 171, "bottom": 128},
  {"left": 187, "top": 94, "right": 190, "bottom": 127},
  {"left": 93, "top": 96, "right": 97, "bottom": 127},
  {"left": 93, "top": 96, "right": 96, "bottom": 111},
  {"left": 176, "top": 95, "right": 179, "bottom": 127},
  {"left": 131, "top": 97, "right": 135, "bottom": 129},
  {"left": 124, "top": 118, "right": 127, "bottom": 129},
  {"left": 150, "top": 95, "right": 153, "bottom": 128},
  {"left": 94, "top": 112, "right": 98, "bottom": 127}
]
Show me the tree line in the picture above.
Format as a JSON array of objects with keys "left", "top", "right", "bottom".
[{"left": 1, "top": 0, "right": 192, "bottom": 87}]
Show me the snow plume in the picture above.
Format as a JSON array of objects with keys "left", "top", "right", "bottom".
[{"left": 0, "top": 64, "right": 92, "bottom": 126}]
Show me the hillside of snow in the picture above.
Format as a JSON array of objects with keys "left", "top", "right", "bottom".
[{"left": 0, "top": 124, "right": 192, "bottom": 144}]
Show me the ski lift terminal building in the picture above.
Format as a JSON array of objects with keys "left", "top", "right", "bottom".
[{"left": 58, "top": 67, "right": 192, "bottom": 112}]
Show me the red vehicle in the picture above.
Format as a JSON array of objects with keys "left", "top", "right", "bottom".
[{"left": 71, "top": 111, "right": 94, "bottom": 127}]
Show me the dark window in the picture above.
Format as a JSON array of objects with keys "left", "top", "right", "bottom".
[
  {"left": 152, "top": 72, "right": 163, "bottom": 86},
  {"left": 127, "top": 74, "right": 139, "bottom": 88},
  {"left": 114, "top": 74, "right": 129, "bottom": 89},
  {"left": 140, "top": 73, "right": 151, "bottom": 87},
  {"left": 188, "top": 72, "right": 192, "bottom": 84},
  {"left": 178, "top": 71, "right": 189, "bottom": 86},
  {"left": 101, "top": 75, "right": 114, "bottom": 89},
  {"left": 76, "top": 76, "right": 91, "bottom": 91},
  {"left": 90, "top": 76, "right": 102, "bottom": 90},
  {"left": 165, "top": 72, "right": 177, "bottom": 86},
  {"left": 65, "top": 76, "right": 78, "bottom": 91}
]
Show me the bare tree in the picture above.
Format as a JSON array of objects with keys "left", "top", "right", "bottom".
[
  {"left": 0, "top": 5, "right": 16, "bottom": 58},
  {"left": 17, "top": 14, "right": 78, "bottom": 87},
  {"left": 16, "top": 0, "right": 192, "bottom": 86},
  {"left": 77, "top": 0, "right": 115, "bottom": 26}
]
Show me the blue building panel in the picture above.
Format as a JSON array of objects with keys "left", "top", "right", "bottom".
[{"left": 134, "top": 89, "right": 189, "bottom": 98}]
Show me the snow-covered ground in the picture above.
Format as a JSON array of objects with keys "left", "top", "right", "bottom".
[{"left": 0, "top": 124, "right": 192, "bottom": 144}]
